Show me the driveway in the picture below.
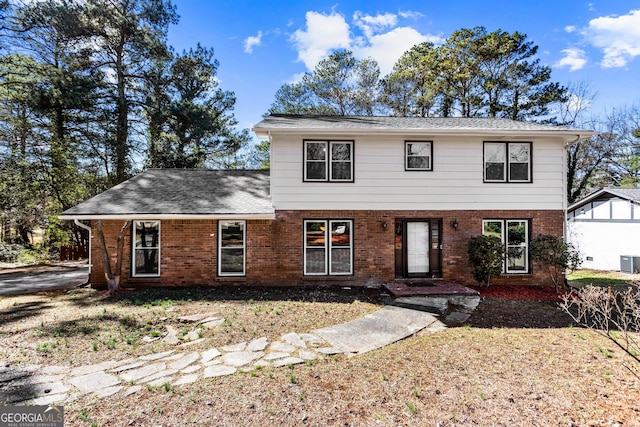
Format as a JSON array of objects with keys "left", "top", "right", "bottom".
[{"left": 0, "top": 264, "right": 90, "bottom": 296}]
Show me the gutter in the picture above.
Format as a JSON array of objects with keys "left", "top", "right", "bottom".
[
  {"left": 73, "top": 219, "right": 92, "bottom": 280},
  {"left": 60, "top": 213, "right": 277, "bottom": 221}
]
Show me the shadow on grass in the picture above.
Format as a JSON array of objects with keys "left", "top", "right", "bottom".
[
  {"left": 0, "top": 301, "right": 54, "bottom": 326},
  {"left": 92, "top": 285, "right": 392, "bottom": 308}
]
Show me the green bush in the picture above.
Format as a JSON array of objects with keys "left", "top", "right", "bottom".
[
  {"left": 530, "top": 234, "right": 582, "bottom": 292},
  {"left": 467, "top": 235, "right": 505, "bottom": 288},
  {"left": 0, "top": 242, "right": 23, "bottom": 262}
]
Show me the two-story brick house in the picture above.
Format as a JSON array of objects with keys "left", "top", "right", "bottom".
[{"left": 61, "top": 115, "right": 594, "bottom": 288}]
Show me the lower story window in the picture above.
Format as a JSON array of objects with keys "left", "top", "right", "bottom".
[
  {"left": 304, "top": 219, "right": 353, "bottom": 275},
  {"left": 133, "top": 220, "right": 160, "bottom": 277},
  {"left": 219, "top": 220, "right": 246, "bottom": 276},
  {"left": 483, "top": 219, "right": 529, "bottom": 274}
]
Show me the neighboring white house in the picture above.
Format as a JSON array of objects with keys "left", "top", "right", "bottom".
[{"left": 567, "top": 187, "right": 640, "bottom": 272}]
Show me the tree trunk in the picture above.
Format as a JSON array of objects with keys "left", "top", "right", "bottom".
[{"left": 95, "top": 219, "right": 131, "bottom": 295}]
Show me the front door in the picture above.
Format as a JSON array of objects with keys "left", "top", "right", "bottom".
[
  {"left": 395, "top": 219, "right": 442, "bottom": 278},
  {"left": 407, "top": 222, "right": 430, "bottom": 275}
]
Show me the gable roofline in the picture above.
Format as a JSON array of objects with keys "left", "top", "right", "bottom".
[
  {"left": 568, "top": 187, "right": 640, "bottom": 212},
  {"left": 253, "top": 115, "right": 596, "bottom": 144}
]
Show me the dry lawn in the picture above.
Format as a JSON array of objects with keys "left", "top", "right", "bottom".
[{"left": 1, "top": 284, "right": 639, "bottom": 426}]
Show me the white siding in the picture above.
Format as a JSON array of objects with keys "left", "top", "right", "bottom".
[
  {"left": 270, "top": 134, "right": 566, "bottom": 211},
  {"left": 567, "top": 220, "right": 640, "bottom": 271}
]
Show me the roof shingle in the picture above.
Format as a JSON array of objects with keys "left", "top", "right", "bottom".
[{"left": 61, "top": 169, "right": 274, "bottom": 219}]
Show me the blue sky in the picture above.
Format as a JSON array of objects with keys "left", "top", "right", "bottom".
[{"left": 168, "top": 0, "right": 640, "bottom": 136}]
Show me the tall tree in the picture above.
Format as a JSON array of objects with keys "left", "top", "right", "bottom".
[
  {"left": 607, "top": 104, "right": 640, "bottom": 187},
  {"left": 87, "top": 0, "right": 178, "bottom": 183},
  {"left": 11, "top": 0, "right": 102, "bottom": 211},
  {"left": 144, "top": 44, "right": 250, "bottom": 168},
  {"left": 269, "top": 50, "right": 381, "bottom": 116},
  {"left": 379, "top": 42, "right": 439, "bottom": 117},
  {"left": 380, "top": 27, "right": 568, "bottom": 121}
]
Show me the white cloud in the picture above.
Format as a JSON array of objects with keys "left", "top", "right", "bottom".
[
  {"left": 355, "top": 27, "right": 440, "bottom": 75},
  {"left": 556, "top": 48, "right": 588, "bottom": 71},
  {"left": 565, "top": 25, "right": 577, "bottom": 33},
  {"left": 244, "top": 31, "right": 263, "bottom": 54},
  {"left": 353, "top": 12, "right": 397, "bottom": 38},
  {"left": 290, "top": 11, "right": 351, "bottom": 69},
  {"left": 582, "top": 9, "right": 640, "bottom": 68},
  {"left": 398, "top": 10, "right": 424, "bottom": 20},
  {"left": 290, "top": 9, "right": 441, "bottom": 75}
]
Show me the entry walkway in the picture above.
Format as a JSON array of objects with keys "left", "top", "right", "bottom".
[{"left": 0, "top": 306, "right": 444, "bottom": 406}]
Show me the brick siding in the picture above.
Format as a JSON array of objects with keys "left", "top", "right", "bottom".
[{"left": 89, "top": 210, "right": 564, "bottom": 289}]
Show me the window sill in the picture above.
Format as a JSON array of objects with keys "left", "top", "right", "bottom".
[{"left": 302, "top": 275, "right": 354, "bottom": 281}]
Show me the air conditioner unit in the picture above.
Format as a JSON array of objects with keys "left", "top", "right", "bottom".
[{"left": 620, "top": 255, "right": 640, "bottom": 274}]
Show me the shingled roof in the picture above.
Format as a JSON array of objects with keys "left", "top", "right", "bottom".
[
  {"left": 61, "top": 169, "right": 274, "bottom": 220},
  {"left": 253, "top": 114, "right": 595, "bottom": 140}
]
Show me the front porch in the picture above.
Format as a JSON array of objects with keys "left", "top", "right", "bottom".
[{"left": 383, "top": 280, "right": 481, "bottom": 325}]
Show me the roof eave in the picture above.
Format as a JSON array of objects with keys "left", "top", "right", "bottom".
[
  {"left": 59, "top": 213, "right": 276, "bottom": 221},
  {"left": 253, "top": 127, "right": 597, "bottom": 141}
]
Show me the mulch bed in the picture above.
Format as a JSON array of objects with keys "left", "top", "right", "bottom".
[{"left": 469, "top": 284, "right": 568, "bottom": 301}]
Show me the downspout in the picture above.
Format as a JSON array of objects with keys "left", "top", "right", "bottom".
[{"left": 74, "top": 219, "right": 92, "bottom": 277}]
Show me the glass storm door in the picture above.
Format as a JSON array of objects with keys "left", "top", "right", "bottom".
[{"left": 407, "top": 222, "right": 430, "bottom": 274}]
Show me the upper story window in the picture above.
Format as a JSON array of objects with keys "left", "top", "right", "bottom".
[
  {"left": 304, "top": 140, "right": 353, "bottom": 182},
  {"left": 484, "top": 142, "right": 531, "bottom": 183},
  {"left": 405, "top": 141, "right": 433, "bottom": 171},
  {"left": 132, "top": 220, "right": 160, "bottom": 277}
]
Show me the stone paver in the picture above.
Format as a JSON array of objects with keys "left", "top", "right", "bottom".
[
  {"left": 68, "top": 371, "right": 120, "bottom": 394},
  {"left": 281, "top": 332, "right": 306, "bottom": 348},
  {"left": 270, "top": 341, "right": 296, "bottom": 353},
  {"left": 173, "top": 374, "right": 199, "bottom": 386},
  {"left": 221, "top": 351, "right": 264, "bottom": 367},
  {"left": 119, "top": 363, "right": 166, "bottom": 383},
  {"left": 168, "top": 352, "right": 200, "bottom": 370},
  {"left": 221, "top": 342, "right": 246, "bottom": 352},
  {"left": 0, "top": 302, "right": 462, "bottom": 405},
  {"left": 203, "top": 365, "right": 236, "bottom": 378},
  {"left": 246, "top": 337, "right": 268, "bottom": 351},
  {"left": 139, "top": 350, "right": 175, "bottom": 361},
  {"left": 201, "top": 348, "right": 221, "bottom": 363}
]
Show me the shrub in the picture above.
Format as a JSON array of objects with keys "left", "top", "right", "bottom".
[
  {"left": 530, "top": 234, "right": 581, "bottom": 292},
  {"left": 561, "top": 286, "right": 640, "bottom": 371},
  {"left": 0, "top": 242, "right": 23, "bottom": 262},
  {"left": 467, "top": 235, "right": 505, "bottom": 288}
]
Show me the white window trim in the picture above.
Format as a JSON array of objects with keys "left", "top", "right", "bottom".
[
  {"left": 482, "top": 219, "right": 530, "bottom": 274},
  {"left": 303, "top": 140, "right": 354, "bottom": 182},
  {"left": 303, "top": 219, "right": 353, "bottom": 276},
  {"left": 132, "top": 220, "right": 161, "bottom": 278},
  {"left": 506, "top": 219, "right": 529, "bottom": 274},
  {"left": 218, "top": 220, "right": 246, "bottom": 277}
]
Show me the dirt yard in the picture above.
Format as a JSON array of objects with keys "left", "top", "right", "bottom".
[{"left": 0, "top": 284, "right": 638, "bottom": 426}]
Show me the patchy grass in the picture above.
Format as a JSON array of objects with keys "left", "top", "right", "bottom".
[
  {"left": 1, "top": 282, "right": 639, "bottom": 425},
  {"left": 567, "top": 269, "right": 640, "bottom": 289}
]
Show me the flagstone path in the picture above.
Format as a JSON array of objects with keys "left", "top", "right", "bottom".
[{"left": 0, "top": 306, "right": 445, "bottom": 406}]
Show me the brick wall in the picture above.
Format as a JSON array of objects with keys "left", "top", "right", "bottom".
[{"left": 89, "top": 209, "right": 564, "bottom": 289}]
